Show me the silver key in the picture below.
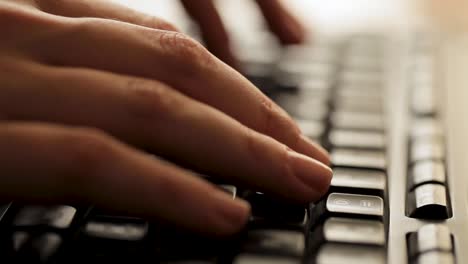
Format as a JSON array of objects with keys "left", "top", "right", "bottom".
[
  {"left": 410, "top": 118, "right": 444, "bottom": 140},
  {"left": 329, "top": 130, "right": 386, "bottom": 149},
  {"left": 331, "top": 149, "right": 386, "bottom": 170},
  {"left": 410, "top": 137, "right": 445, "bottom": 163},
  {"left": 331, "top": 168, "right": 386, "bottom": 196},
  {"left": 242, "top": 230, "right": 304, "bottom": 257},
  {"left": 331, "top": 111, "right": 384, "bottom": 131},
  {"left": 297, "top": 119, "right": 326, "bottom": 140},
  {"left": 408, "top": 183, "right": 449, "bottom": 219},
  {"left": 415, "top": 251, "right": 455, "bottom": 264},
  {"left": 316, "top": 243, "right": 386, "bottom": 264},
  {"left": 327, "top": 193, "right": 384, "bottom": 218},
  {"left": 233, "top": 254, "right": 299, "bottom": 264},
  {"left": 321, "top": 217, "right": 385, "bottom": 246},
  {"left": 13, "top": 205, "right": 76, "bottom": 229},
  {"left": 410, "top": 160, "right": 446, "bottom": 188},
  {"left": 85, "top": 221, "right": 148, "bottom": 241},
  {"left": 408, "top": 224, "right": 452, "bottom": 258}
]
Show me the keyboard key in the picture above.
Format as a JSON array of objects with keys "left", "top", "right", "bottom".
[
  {"left": 13, "top": 205, "right": 76, "bottom": 230},
  {"left": 410, "top": 118, "right": 444, "bottom": 140},
  {"left": 331, "top": 112, "right": 384, "bottom": 131},
  {"left": 408, "top": 224, "right": 452, "bottom": 259},
  {"left": 233, "top": 254, "right": 300, "bottom": 264},
  {"left": 410, "top": 160, "right": 446, "bottom": 188},
  {"left": 0, "top": 203, "right": 11, "bottom": 221},
  {"left": 330, "top": 168, "right": 386, "bottom": 196},
  {"left": 334, "top": 96, "right": 383, "bottom": 113},
  {"left": 219, "top": 185, "right": 237, "bottom": 199},
  {"left": 410, "top": 137, "right": 445, "bottom": 163},
  {"left": 243, "top": 191, "right": 307, "bottom": 228},
  {"left": 311, "top": 193, "right": 384, "bottom": 226},
  {"left": 84, "top": 219, "right": 148, "bottom": 241},
  {"left": 331, "top": 149, "right": 386, "bottom": 170},
  {"left": 408, "top": 183, "right": 449, "bottom": 219},
  {"left": 310, "top": 217, "right": 385, "bottom": 247},
  {"left": 413, "top": 251, "right": 455, "bottom": 264},
  {"left": 315, "top": 243, "right": 386, "bottom": 264},
  {"left": 411, "top": 85, "right": 437, "bottom": 116},
  {"left": 297, "top": 120, "right": 326, "bottom": 140},
  {"left": 241, "top": 230, "right": 304, "bottom": 257},
  {"left": 339, "top": 70, "right": 382, "bottom": 86},
  {"left": 328, "top": 130, "right": 386, "bottom": 150},
  {"left": 12, "top": 232, "right": 62, "bottom": 263},
  {"left": 336, "top": 86, "right": 382, "bottom": 100}
]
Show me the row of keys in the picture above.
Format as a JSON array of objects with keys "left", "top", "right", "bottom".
[
  {"left": 405, "top": 45, "right": 451, "bottom": 220},
  {"left": 405, "top": 34, "right": 456, "bottom": 264},
  {"left": 310, "top": 36, "right": 389, "bottom": 264}
]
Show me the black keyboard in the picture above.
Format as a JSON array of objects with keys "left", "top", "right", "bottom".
[{"left": 0, "top": 33, "right": 461, "bottom": 264}]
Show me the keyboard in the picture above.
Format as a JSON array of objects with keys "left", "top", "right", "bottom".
[{"left": 1, "top": 26, "right": 467, "bottom": 264}]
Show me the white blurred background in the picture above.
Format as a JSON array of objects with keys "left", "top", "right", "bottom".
[{"left": 110, "top": 0, "right": 416, "bottom": 34}]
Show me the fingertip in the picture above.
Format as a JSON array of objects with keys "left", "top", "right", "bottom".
[
  {"left": 212, "top": 191, "right": 251, "bottom": 236},
  {"left": 296, "top": 135, "right": 331, "bottom": 166},
  {"left": 287, "top": 151, "right": 333, "bottom": 201}
]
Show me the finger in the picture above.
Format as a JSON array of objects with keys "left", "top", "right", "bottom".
[
  {"left": 1, "top": 60, "right": 332, "bottom": 203},
  {"left": 33, "top": 0, "right": 179, "bottom": 31},
  {"left": 0, "top": 122, "right": 250, "bottom": 236},
  {"left": 28, "top": 16, "right": 329, "bottom": 165},
  {"left": 255, "top": 0, "right": 306, "bottom": 44},
  {"left": 179, "top": 0, "right": 238, "bottom": 68}
]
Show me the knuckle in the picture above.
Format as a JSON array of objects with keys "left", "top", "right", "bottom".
[
  {"left": 124, "top": 78, "right": 182, "bottom": 123},
  {"left": 258, "top": 96, "right": 302, "bottom": 146},
  {"left": 244, "top": 127, "right": 293, "bottom": 180},
  {"left": 157, "top": 31, "right": 214, "bottom": 70}
]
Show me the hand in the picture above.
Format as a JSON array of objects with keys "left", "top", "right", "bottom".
[
  {"left": 179, "top": 0, "right": 306, "bottom": 68},
  {"left": 0, "top": 0, "right": 330, "bottom": 237}
]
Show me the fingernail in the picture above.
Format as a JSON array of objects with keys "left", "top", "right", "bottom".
[
  {"left": 288, "top": 150, "right": 333, "bottom": 197},
  {"left": 213, "top": 191, "right": 251, "bottom": 234},
  {"left": 298, "top": 135, "right": 331, "bottom": 165}
]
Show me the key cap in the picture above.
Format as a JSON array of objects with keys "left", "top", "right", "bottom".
[
  {"left": 410, "top": 118, "right": 444, "bottom": 140},
  {"left": 328, "top": 130, "right": 386, "bottom": 150},
  {"left": 276, "top": 61, "right": 335, "bottom": 87},
  {"left": 84, "top": 219, "right": 148, "bottom": 241},
  {"left": 310, "top": 217, "right": 385, "bottom": 247},
  {"left": 12, "top": 232, "right": 62, "bottom": 264},
  {"left": 241, "top": 229, "right": 304, "bottom": 257},
  {"left": 315, "top": 243, "right": 386, "bottom": 264},
  {"left": 408, "top": 224, "right": 452, "bottom": 259},
  {"left": 311, "top": 193, "right": 384, "bottom": 226},
  {"left": 331, "top": 112, "right": 384, "bottom": 131},
  {"left": 408, "top": 183, "right": 449, "bottom": 219},
  {"left": 413, "top": 251, "right": 455, "bottom": 264},
  {"left": 0, "top": 203, "right": 11, "bottom": 221},
  {"left": 336, "top": 86, "right": 382, "bottom": 100},
  {"left": 334, "top": 96, "right": 383, "bottom": 113},
  {"left": 233, "top": 254, "right": 300, "bottom": 264},
  {"left": 331, "top": 149, "right": 386, "bottom": 170},
  {"left": 410, "top": 137, "right": 445, "bottom": 163},
  {"left": 219, "top": 185, "right": 237, "bottom": 199},
  {"left": 297, "top": 120, "right": 325, "bottom": 141},
  {"left": 411, "top": 86, "right": 437, "bottom": 116},
  {"left": 339, "top": 70, "right": 382, "bottom": 86},
  {"left": 410, "top": 160, "right": 446, "bottom": 189},
  {"left": 243, "top": 191, "right": 307, "bottom": 229},
  {"left": 330, "top": 168, "right": 386, "bottom": 196},
  {"left": 13, "top": 205, "right": 76, "bottom": 230}
]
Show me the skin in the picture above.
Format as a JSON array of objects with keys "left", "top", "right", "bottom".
[{"left": 0, "top": 0, "right": 331, "bottom": 237}]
